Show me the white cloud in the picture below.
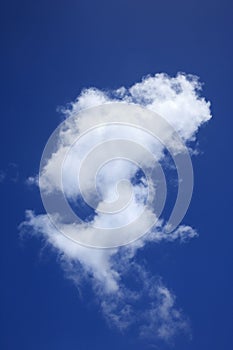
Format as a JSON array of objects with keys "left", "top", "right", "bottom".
[
  {"left": 127, "top": 73, "right": 211, "bottom": 141},
  {"left": 20, "top": 210, "right": 191, "bottom": 340},
  {"left": 21, "top": 72, "right": 212, "bottom": 342}
]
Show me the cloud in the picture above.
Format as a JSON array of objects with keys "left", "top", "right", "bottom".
[
  {"left": 21, "top": 210, "right": 191, "bottom": 341},
  {"left": 66, "top": 73, "right": 211, "bottom": 141},
  {"left": 0, "top": 170, "right": 6, "bottom": 183},
  {"left": 21, "top": 73, "right": 212, "bottom": 342},
  {"left": 0, "top": 163, "right": 19, "bottom": 184}
]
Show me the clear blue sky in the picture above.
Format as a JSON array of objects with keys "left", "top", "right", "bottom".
[{"left": 0, "top": 0, "right": 232, "bottom": 349}]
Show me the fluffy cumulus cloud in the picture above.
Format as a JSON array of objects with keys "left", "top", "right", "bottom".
[{"left": 20, "top": 73, "right": 212, "bottom": 342}]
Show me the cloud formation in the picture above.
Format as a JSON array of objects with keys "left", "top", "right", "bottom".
[
  {"left": 21, "top": 73, "right": 212, "bottom": 342},
  {"left": 0, "top": 163, "right": 19, "bottom": 183}
]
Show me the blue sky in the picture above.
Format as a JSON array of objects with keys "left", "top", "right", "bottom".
[{"left": 0, "top": 0, "right": 233, "bottom": 349}]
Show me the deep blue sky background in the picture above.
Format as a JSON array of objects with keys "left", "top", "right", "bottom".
[{"left": 0, "top": 0, "right": 233, "bottom": 349}]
